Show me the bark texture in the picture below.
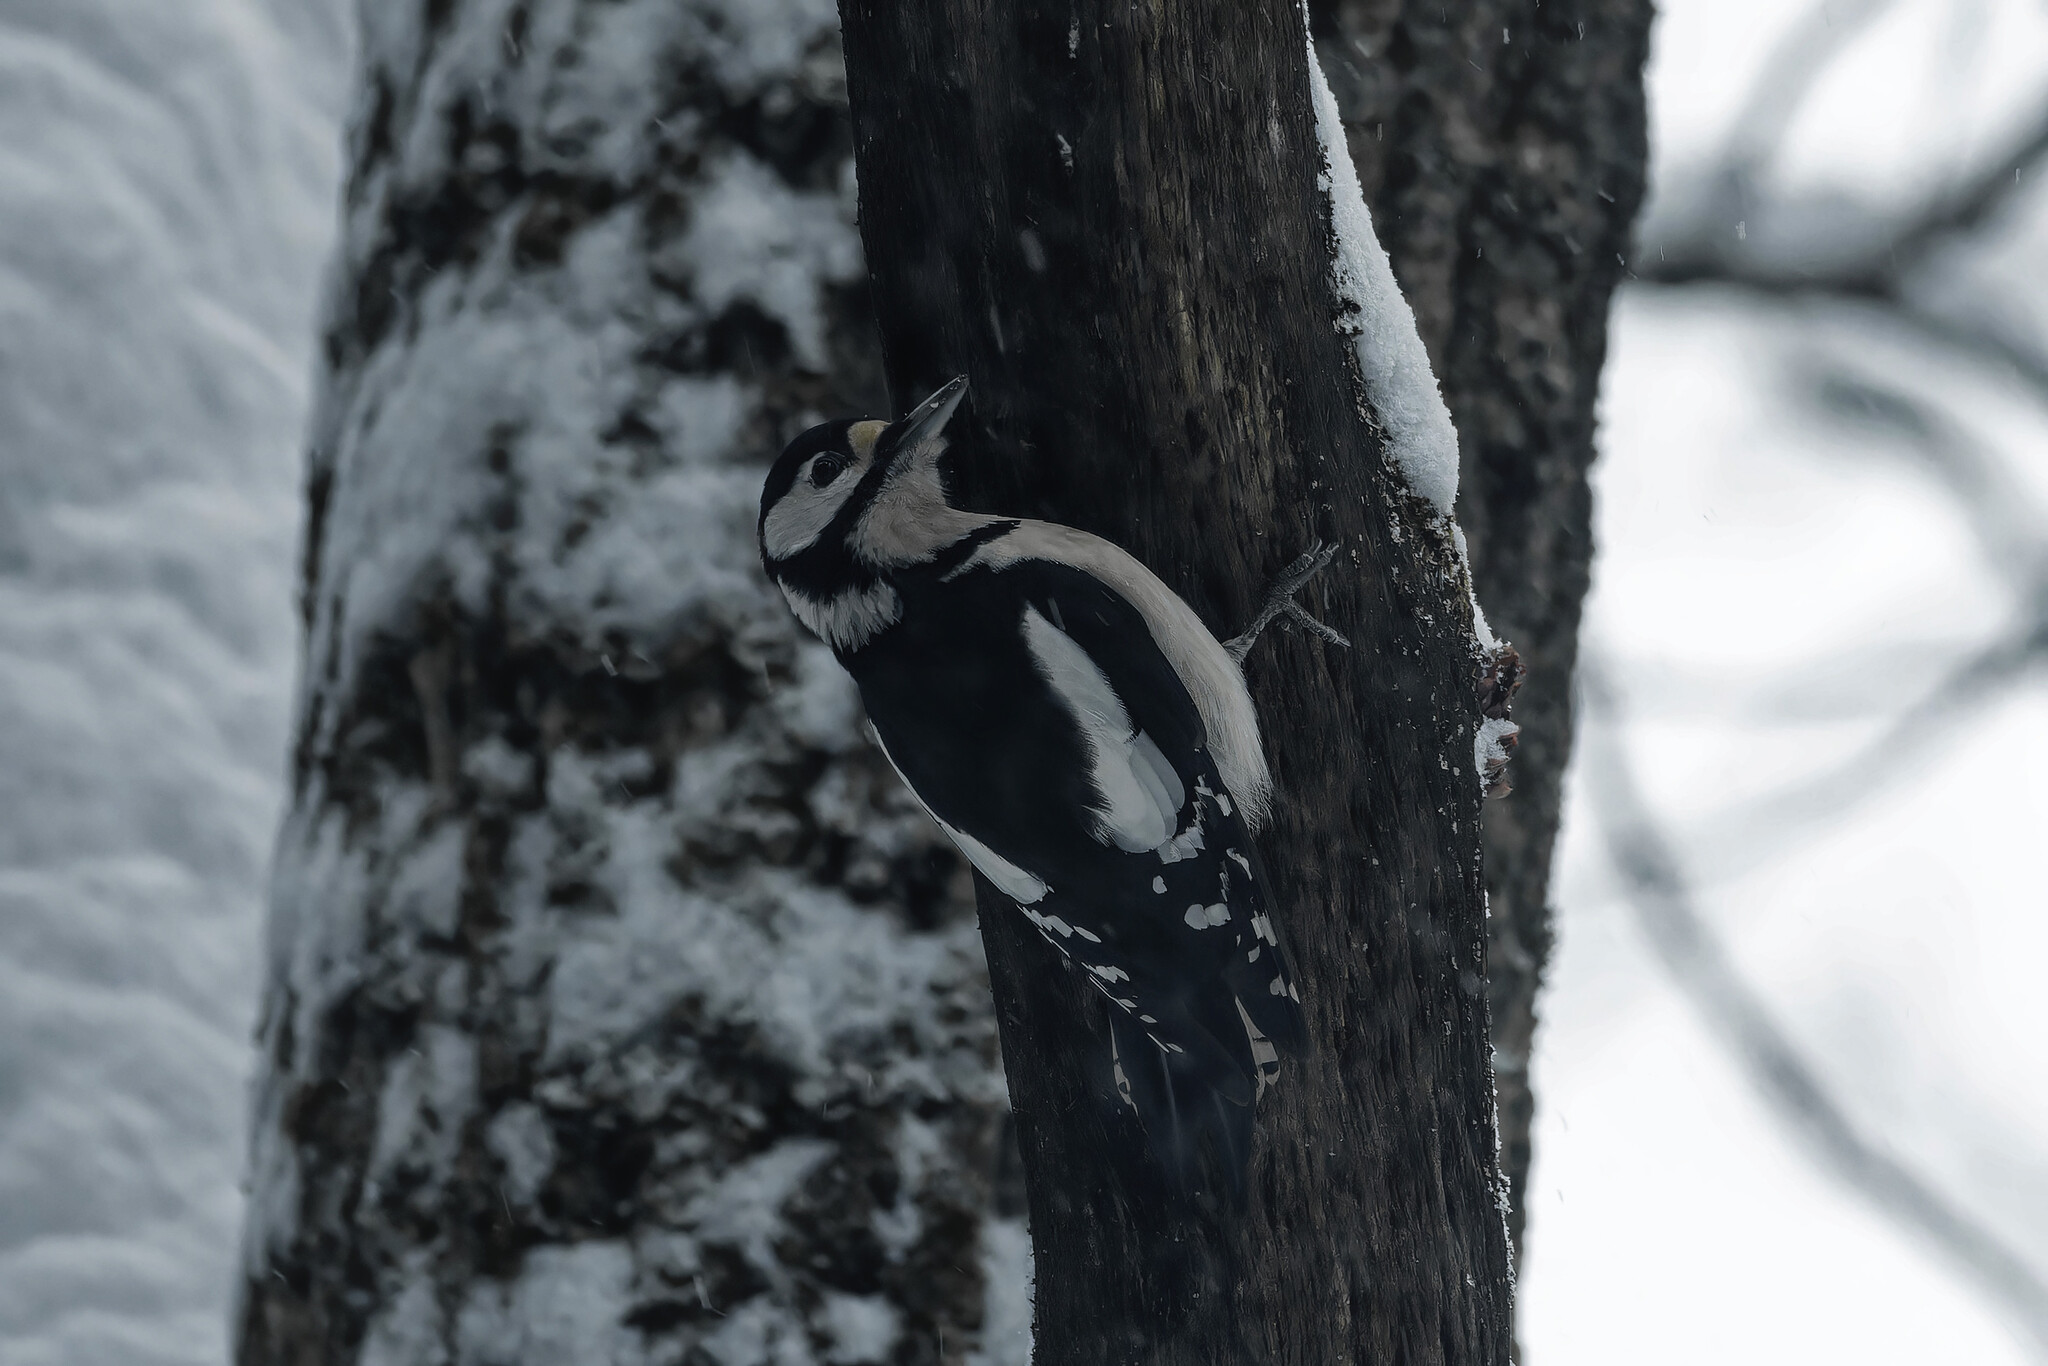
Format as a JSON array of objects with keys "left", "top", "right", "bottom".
[
  {"left": 840, "top": 3, "right": 1515, "bottom": 1362},
  {"left": 1314, "top": 0, "right": 1654, "bottom": 1258},
  {"left": 236, "top": 4, "right": 1015, "bottom": 1364}
]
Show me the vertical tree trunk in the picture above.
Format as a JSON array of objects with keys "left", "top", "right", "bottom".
[
  {"left": 236, "top": 4, "right": 1011, "bottom": 1363},
  {"left": 1314, "top": 0, "right": 1654, "bottom": 1260},
  {"left": 839, "top": 2, "right": 1514, "bottom": 1362}
]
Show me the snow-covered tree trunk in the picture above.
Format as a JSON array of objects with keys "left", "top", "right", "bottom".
[
  {"left": 235, "top": 5, "right": 1015, "bottom": 1363},
  {"left": 838, "top": 2, "right": 1518, "bottom": 1360},
  {"left": 1313, "top": 0, "right": 1655, "bottom": 1261}
]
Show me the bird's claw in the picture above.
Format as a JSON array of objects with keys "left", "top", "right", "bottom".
[{"left": 1225, "top": 539, "right": 1351, "bottom": 663}]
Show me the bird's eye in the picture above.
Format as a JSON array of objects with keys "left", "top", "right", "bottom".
[{"left": 810, "top": 453, "right": 851, "bottom": 489}]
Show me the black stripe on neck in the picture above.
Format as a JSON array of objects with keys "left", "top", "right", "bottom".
[{"left": 928, "top": 520, "right": 1021, "bottom": 579}]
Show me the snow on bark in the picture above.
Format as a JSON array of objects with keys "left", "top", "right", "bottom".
[
  {"left": 1304, "top": 26, "right": 1462, "bottom": 518},
  {"left": 1303, "top": 21, "right": 1519, "bottom": 797},
  {"left": 238, "top": 3, "right": 1006, "bottom": 1363}
]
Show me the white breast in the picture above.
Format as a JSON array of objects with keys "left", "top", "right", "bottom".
[{"left": 779, "top": 580, "right": 902, "bottom": 652}]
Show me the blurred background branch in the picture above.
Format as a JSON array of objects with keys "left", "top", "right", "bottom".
[
  {"left": 1531, "top": 1, "right": 2048, "bottom": 1356},
  {"left": 1675, "top": 366, "right": 2048, "bottom": 882},
  {"left": 1641, "top": 0, "right": 2048, "bottom": 407},
  {"left": 1580, "top": 655, "right": 2048, "bottom": 1357}
]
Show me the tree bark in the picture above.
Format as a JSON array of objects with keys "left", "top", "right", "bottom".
[
  {"left": 839, "top": 3, "right": 1515, "bottom": 1362},
  {"left": 237, "top": 0, "right": 1650, "bottom": 1359},
  {"left": 1314, "top": 0, "right": 1654, "bottom": 1260},
  {"left": 236, "top": 5, "right": 1014, "bottom": 1364}
]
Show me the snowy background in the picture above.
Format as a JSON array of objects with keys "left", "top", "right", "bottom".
[
  {"left": 0, "top": 3, "right": 349, "bottom": 1363},
  {"left": 1522, "top": 1, "right": 2048, "bottom": 1361},
  {"left": 0, "top": 1, "right": 2041, "bottom": 1365}
]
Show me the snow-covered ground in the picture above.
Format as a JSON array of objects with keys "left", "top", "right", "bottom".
[
  {"left": 0, "top": 3, "right": 348, "bottom": 1363},
  {"left": 0, "top": 0, "right": 2040, "bottom": 1363}
]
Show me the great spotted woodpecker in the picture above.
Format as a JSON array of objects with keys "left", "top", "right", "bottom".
[{"left": 758, "top": 376, "right": 1334, "bottom": 1186}]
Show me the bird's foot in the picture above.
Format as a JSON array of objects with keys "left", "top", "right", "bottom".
[{"left": 1224, "top": 540, "right": 1350, "bottom": 664}]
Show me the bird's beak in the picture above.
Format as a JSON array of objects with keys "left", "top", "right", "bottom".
[{"left": 890, "top": 375, "right": 969, "bottom": 462}]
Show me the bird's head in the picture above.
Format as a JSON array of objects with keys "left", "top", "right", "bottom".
[{"left": 758, "top": 375, "right": 973, "bottom": 649}]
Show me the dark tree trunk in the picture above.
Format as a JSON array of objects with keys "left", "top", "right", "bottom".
[
  {"left": 839, "top": 2, "right": 1517, "bottom": 1362},
  {"left": 1315, "top": 0, "right": 1654, "bottom": 1260},
  {"left": 235, "top": 5, "right": 1014, "bottom": 1364}
]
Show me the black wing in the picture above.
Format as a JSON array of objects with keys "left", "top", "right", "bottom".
[{"left": 849, "top": 554, "right": 1304, "bottom": 1186}]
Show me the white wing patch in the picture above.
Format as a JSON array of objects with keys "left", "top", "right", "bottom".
[
  {"left": 957, "top": 521, "right": 1273, "bottom": 829},
  {"left": 1020, "top": 604, "right": 1186, "bottom": 854}
]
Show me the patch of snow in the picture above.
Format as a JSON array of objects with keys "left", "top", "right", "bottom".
[
  {"left": 1452, "top": 525, "right": 1501, "bottom": 652},
  {"left": 696, "top": 1295, "right": 817, "bottom": 1366},
  {"left": 670, "top": 150, "right": 865, "bottom": 370},
  {"left": 1303, "top": 15, "right": 1461, "bottom": 516},
  {"left": 777, "top": 641, "right": 866, "bottom": 753},
  {"left": 0, "top": 2, "right": 350, "bottom": 1363},
  {"left": 540, "top": 795, "right": 990, "bottom": 1098},
  {"left": 674, "top": 0, "right": 842, "bottom": 97},
  {"left": 364, "top": 1025, "right": 479, "bottom": 1203},
  {"left": 684, "top": 1138, "right": 836, "bottom": 1279},
  {"left": 356, "top": 1251, "right": 447, "bottom": 1366},
  {"left": 817, "top": 1291, "right": 901, "bottom": 1364},
  {"left": 967, "top": 1217, "right": 1033, "bottom": 1366},
  {"left": 871, "top": 1113, "right": 942, "bottom": 1259},
  {"left": 463, "top": 734, "right": 539, "bottom": 799},
  {"left": 485, "top": 1103, "right": 559, "bottom": 1209},
  {"left": 1476, "top": 717, "right": 1520, "bottom": 795},
  {"left": 456, "top": 1241, "right": 644, "bottom": 1366}
]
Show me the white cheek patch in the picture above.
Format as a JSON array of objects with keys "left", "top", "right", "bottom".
[
  {"left": 853, "top": 443, "right": 993, "bottom": 568},
  {"left": 762, "top": 455, "right": 869, "bottom": 560}
]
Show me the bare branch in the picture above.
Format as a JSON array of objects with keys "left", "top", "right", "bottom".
[
  {"left": 1579, "top": 658, "right": 2048, "bottom": 1358},
  {"left": 1646, "top": 100, "right": 2048, "bottom": 297},
  {"left": 1879, "top": 299, "right": 2048, "bottom": 416},
  {"left": 1636, "top": 0, "right": 2048, "bottom": 434},
  {"left": 1795, "top": 364, "right": 2048, "bottom": 590},
  {"left": 1719, "top": 0, "right": 1900, "bottom": 183},
  {"left": 1689, "top": 615, "right": 2047, "bottom": 882},
  {"left": 1665, "top": 356, "right": 2048, "bottom": 879},
  {"left": 1883, "top": 110, "right": 2048, "bottom": 277},
  {"left": 1629, "top": 279, "right": 2048, "bottom": 433}
]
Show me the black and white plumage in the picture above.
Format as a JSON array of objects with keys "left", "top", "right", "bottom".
[{"left": 758, "top": 376, "right": 1306, "bottom": 1186}]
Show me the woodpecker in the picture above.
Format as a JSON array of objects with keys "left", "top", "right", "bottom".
[{"left": 758, "top": 376, "right": 1331, "bottom": 1187}]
